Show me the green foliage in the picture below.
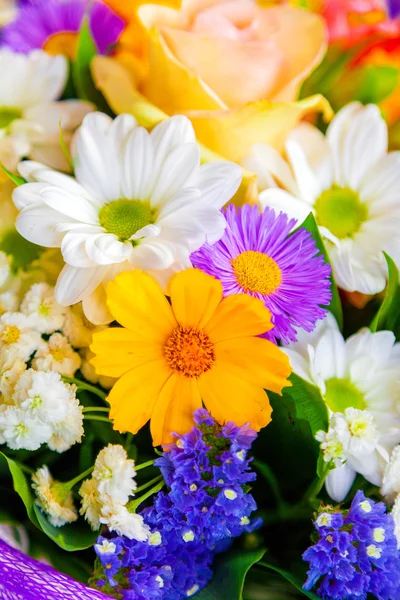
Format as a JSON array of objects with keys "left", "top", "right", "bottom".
[
  {"left": 296, "top": 213, "right": 343, "bottom": 329},
  {"left": 72, "top": 19, "right": 111, "bottom": 112},
  {"left": 196, "top": 549, "right": 265, "bottom": 600},
  {"left": 0, "top": 164, "right": 25, "bottom": 186},
  {"left": 330, "top": 65, "right": 399, "bottom": 111},
  {"left": 0, "top": 228, "right": 42, "bottom": 271},
  {"left": 257, "top": 562, "right": 320, "bottom": 600},
  {"left": 370, "top": 253, "right": 400, "bottom": 336}
]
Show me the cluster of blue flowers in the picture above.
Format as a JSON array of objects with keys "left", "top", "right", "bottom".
[
  {"left": 93, "top": 409, "right": 261, "bottom": 599},
  {"left": 303, "top": 491, "right": 400, "bottom": 600}
]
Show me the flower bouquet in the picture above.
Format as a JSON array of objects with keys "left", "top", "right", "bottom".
[{"left": 1, "top": 1, "right": 400, "bottom": 599}]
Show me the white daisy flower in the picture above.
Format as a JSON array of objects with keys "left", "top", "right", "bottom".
[
  {"left": 0, "top": 49, "right": 93, "bottom": 174},
  {"left": 79, "top": 477, "right": 102, "bottom": 531},
  {"left": 245, "top": 102, "right": 400, "bottom": 294},
  {"left": 285, "top": 314, "right": 400, "bottom": 500},
  {"left": 93, "top": 444, "right": 137, "bottom": 505},
  {"left": 0, "top": 406, "right": 51, "bottom": 450},
  {"left": 47, "top": 391, "right": 84, "bottom": 453},
  {"left": 32, "top": 332, "right": 81, "bottom": 377},
  {"left": 80, "top": 348, "right": 115, "bottom": 390},
  {"left": 32, "top": 466, "right": 78, "bottom": 527},
  {"left": 20, "top": 283, "right": 67, "bottom": 334},
  {"left": 0, "top": 351, "right": 26, "bottom": 403},
  {"left": 100, "top": 501, "right": 150, "bottom": 541},
  {"left": 62, "top": 304, "right": 105, "bottom": 349},
  {"left": 13, "top": 112, "right": 242, "bottom": 323},
  {"left": 0, "top": 312, "right": 41, "bottom": 361},
  {"left": 0, "top": 252, "right": 11, "bottom": 289},
  {"left": 0, "top": 292, "right": 19, "bottom": 316},
  {"left": 13, "top": 369, "right": 70, "bottom": 424}
]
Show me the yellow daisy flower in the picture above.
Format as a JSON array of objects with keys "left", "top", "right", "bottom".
[{"left": 90, "top": 269, "right": 291, "bottom": 446}]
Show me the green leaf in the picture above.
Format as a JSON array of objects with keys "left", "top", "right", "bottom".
[
  {"left": 0, "top": 163, "right": 25, "bottom": 186},
  {"left": 34, "top": 505, "right": 99, "bottom": 552},
  {"left": 370, "top": 252, "right": 400, "bottom": 333},
  {"left": 196, "top": 549, "right": 265, "bottom": 600},
  {"left": 0, "top": 228, "right": 42, "bottom": 270},
  {"left": 330, "top": 65, "right": 399, "bottom": 109},
  {"left": 258, "top": 562, "right": 320, "bottom": 600},
  {"left": 72, "top": 19, "right": 110, "bottom": 111},
  {"left": 287, "top": 373, "right": 329, "bottom": 438},
  {"left": 0, "top": 452, "right": 39, "bottom": 527},
  {"left": 297, "top": 213, "right": 343, "bottom": 329}
]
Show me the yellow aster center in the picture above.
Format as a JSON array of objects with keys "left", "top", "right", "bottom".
[
  {"left": 324, "top": 377, "right": 366, "bottom": 413},
  {"left": 99, "top": 199, "right": 155, "bottom": 243},
  {"left": 0, "top": 106, "right": 22, "bottom": 130},
  {"left": 231, "top": 250, "right": 282, "bottom": 295},
  {"left": 315, "top": 186, "right": 368, "bottom": 239},
  {"left": 164, "top": 326, "right": 215, "bottom": 378},
  {"left": 43, "top": 31, "right": 78, "bottom": 60},
  {"left": 1, "top": 325, "right": 21, "bottom": 345}
]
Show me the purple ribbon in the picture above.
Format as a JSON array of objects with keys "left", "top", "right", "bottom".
[{"left": 0, "top": 539, "right": 111, "bottom": 599}]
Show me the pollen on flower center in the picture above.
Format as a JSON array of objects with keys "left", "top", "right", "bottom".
[
  {"left": 315, "top": 186, "right": 368, "bottom": 239},
  {"left": 324, "top": 377, "right": 366, "bottom": 413},
  {"left": 231, "top": 250, "right": 282, "bottom": 295},
  {"left": 99, "top": 199, "right": 155, "bottom": 242},
  {"left": 0, "top": 106, "right": 22, "bottom": 130},
  {"left": 164, "top": 326, "right": 216, "bottom": 378},
  {"left": 1, "top": 325, "right": 21, "bottom": 345}
]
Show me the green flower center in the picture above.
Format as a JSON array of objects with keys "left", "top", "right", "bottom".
[
  {"left": 315, "top": 186, "right": 368, "bottom": 239},
  {"left": 0, "top": 107, "right": 22, "bottom": 129},
  {"left": 99, "top": 199, "right": 155, "bottom": 242},
  {"left": 324, "top": 377, "right": 366, "bottom": 413}
]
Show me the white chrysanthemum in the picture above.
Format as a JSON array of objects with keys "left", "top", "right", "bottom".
[
  {"left": 0, "top": 252, "right": 11, "bottom": 289},
  {"left": 0, "top": 49, "right": 93, "bottom": 174},
  {"left": 93, "top": 444, "right": 136, "bottom": 505},
  {"left": 0, "top": 352, "right": 26, "bottom": 403},
  {"left": 20, "top": 283, "right": 67, "bottom": 334},
  {"left": 80, "top": 348, "right": 115, "bottom": 390},
  {"left": 245, "top": 102, "right": 400, "bottom": 294},
  {"left": 100, "top": 501, "right": 150, "bottom": 541},
  {"left": 381, "top": 446, "right": 400, "bottom": 501},
  {"left": 48, "top": 392, "right": 84, "bottom": 453},
  {"left": 62, "top": 303, "right": 106, "bottom": 348},
  {"left": 32, "top": 466, "right": 78, "bottom": 527},
  {"left": 285, "top": 314, "right": 400, "bottom": 500},
  {"left": 32, "top": 332, "right": 81, "bottom": 377},
  {"left": 79, "top": 477, "right": 102, "bottom": 531},
  {"left": 13, "top": 369, "right": 70, "bottom": 423},
  {"left": 0, "top": 406, "right": 51, "bottom": 450},
  {"left": 13, "top": 112, "right": 241, "bottom": 323},
  {"left": 0, "top": 292, "right": 19, "bottom": 316},
  {"left": 0, "top": 312, "right": 41, "bottom": 361}
]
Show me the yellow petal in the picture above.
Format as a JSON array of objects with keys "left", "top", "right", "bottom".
[
  {"left": 90, "top": 327, "right": 162, "bottom": 377},
  {"left": 199, "top": 365, "right": 272, "bottom": 431},
  {"left": 215, "top": 336, "right": 291, "bottom": 394},
  {"left": 168, "top": 268, "right": 223, "bottom": 328},
  {"left": 108, "top": 359, "right": 171, "bottom": 434},
  {"left": 106, "top": 270, "right": 177, "bottom": 341},
  {"left": 205, "top": 294, "right": 273, "bottom": 342},
  {"left": 185, "top": 94, "right": 333, "bottom": 163},
  {"left": 151, "top": 374, "right": 202, "bottom": 446}
]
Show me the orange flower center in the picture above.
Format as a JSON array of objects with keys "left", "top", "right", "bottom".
[
  {"left": 231, "top": 250, "right": 282, "bottom": 295},
  {"left": 164, "top": 325, "right": 215, "bottom": 377}
]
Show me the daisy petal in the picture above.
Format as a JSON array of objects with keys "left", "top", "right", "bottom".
[{"left": 55, "top": 264, "right": 108, "bottom": 306}]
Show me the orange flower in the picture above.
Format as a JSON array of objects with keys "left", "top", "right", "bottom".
[{"left": 91, "top": 269, "right": 291, "bottom": 446}]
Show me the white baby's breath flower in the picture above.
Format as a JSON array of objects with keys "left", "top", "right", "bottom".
[
  {"left": 79, "top": 477, "right": 102, "bottom": 531},
  {"left": 32, "top": 332, "right": 81, "bottom": 377},
  {"left": 0, "top": 252, "right": 11, "bottom": 289},
  {"left": 0, "top": 292, "right": 19, "bottom": 316},
  {"left": 20, "top": 283, "right": 67, "bottom": 334},
  {"left": 93, "top": 444, "right": 136, "bottom": 505},
  {"left": 0, "top": 406, "right": 51, "bottom": 450},
  {"left": 316, "top": 426, "right": 348, "bottom": 467},
  {"left": 80, "top": 348, "right": 116, "bottom": 390},
  {"left": 0, "top": 351, "right": 26, "bottom": 403},
  {"left": 13, "top": 369, "right": 70, "bottom": 423},
  {"left": 0, "top": 312, "right": 41, "bottom": 361},
  {"left": 48, "top": 391, "right": 84, "bottom": 453},
  {"left": 32, "top": 466, "right": 77, "bottom": 527},
  {"left": 100, "top": 501, "right": 150, "bottom": 541},
  {"left": 62, "top": 304, "right": 106, "bottom": 348},
  {"left": 381, "top": 446, "right": 400, "bottom": 501},
  {"left": 14, "top": 113, "right": 241, "bottom": 323}
]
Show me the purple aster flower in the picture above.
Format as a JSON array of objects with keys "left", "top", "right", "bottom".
[
  {"left": 191, "top": 205, "right": 332, "bottom": 345},
  {"left": 0, "top": 0, "right": 124, "bottom": 57},
  {"left": 303, "top": 491, "right": 400, "bottom": 600}
]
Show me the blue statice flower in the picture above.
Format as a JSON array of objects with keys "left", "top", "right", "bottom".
[
  {"left": 303, "top": 490, "right": 400, "bottom": 600},
  {"left": 92, "top": 409, "right": 261, "bottom": 599}
]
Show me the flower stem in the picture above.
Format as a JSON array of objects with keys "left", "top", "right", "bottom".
[
  {"left": 302, "top": 461, "right": 330, "bottom": 507},
  {"left": 82, "top": 407, "right": 110, "bottom": 413},
  {"left": 18, "top": 463, "right": 34, "bottom": 475},
  {"left": 136, "top": 459, "right": 155, "bottom": 471},
  {"left": 84, "top": 415, "right": 112, "bottom": 424},
  {"left": 127, "top": 480, "right": 165, "bottom": 513},
  {"left": 62, "top": 376, "right": 107, "bottom": 402},
  {"left": 135, "top": 475, "right": 163, "bottom": 494},
  {"left": 66, "top": 466, "right": 94, "bottom": 491}
]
